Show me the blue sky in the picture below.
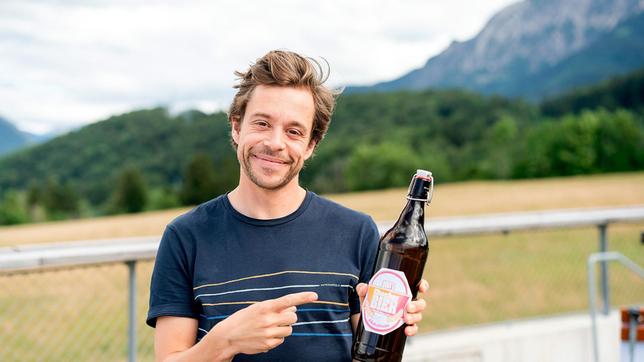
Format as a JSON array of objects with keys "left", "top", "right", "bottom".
[{"left": 0, "top": 0, "right": 517, "bottom": 134}]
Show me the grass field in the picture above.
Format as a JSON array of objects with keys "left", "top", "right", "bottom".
[
  {"left": 1, "top": 172, "right": 644, "bottom": 361},
  {"left": 2, "top": 172, "right": 643, "bottom": 246}
]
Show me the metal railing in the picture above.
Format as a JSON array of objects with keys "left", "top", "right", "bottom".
[
  {"left": 2, "top": 205, "right": 644, "bottom": 361},
  {"left": 587, "top": 252, "right": 644, "bottom": 362}
]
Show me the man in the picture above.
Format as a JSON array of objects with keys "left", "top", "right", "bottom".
[{"left": 147, "top": 50, "right": 428, "bottom": 361}]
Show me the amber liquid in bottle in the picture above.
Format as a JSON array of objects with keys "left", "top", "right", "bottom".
[{"left": 352, "top": 170, "right": 432, "bottom": 362}]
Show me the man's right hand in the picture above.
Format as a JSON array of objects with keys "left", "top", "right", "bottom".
[
  {"left": 155, "top": 292, "right": 318, "bottom": 362},
  {"left": 207, "top": 291, "right": 318, "bottom": 356}
]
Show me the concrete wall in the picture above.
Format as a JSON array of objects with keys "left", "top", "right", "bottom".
[{"left": 403, "top": 312, "right": 621, "bottom": 362}]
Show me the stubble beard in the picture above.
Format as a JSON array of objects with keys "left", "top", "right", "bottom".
[{"left": 242, "top": 147, "right": 300, "bottom": 191}]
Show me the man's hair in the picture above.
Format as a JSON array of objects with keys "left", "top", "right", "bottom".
[{"left": 228, "top": 50, "right": 338, "bottom": 148}]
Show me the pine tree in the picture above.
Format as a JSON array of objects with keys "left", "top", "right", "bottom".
[
  {"left": 180, "top": 153, "right": 218, "bottom": 205},
  {"left": 42, "top": 178, "right": 79, "bottom": 219},
  {"left": 112, "top": 166, "right": 148, "bottom": 213}
]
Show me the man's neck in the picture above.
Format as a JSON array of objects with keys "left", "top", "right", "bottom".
[{"left": 227, "top": 178, "right": 307, "bottom": 220}]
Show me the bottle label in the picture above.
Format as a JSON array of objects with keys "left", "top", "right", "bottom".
[{"left": 361, "top": 268, "right": 412, "bottom": 335}]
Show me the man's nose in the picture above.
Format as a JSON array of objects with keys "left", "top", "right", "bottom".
[{"left": 264, "top": 128, "right": 286, "bottom": 150}]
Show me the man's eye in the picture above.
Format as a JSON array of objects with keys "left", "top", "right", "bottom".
[
  {"left": 288, "top": 129, "right": 303, "bottom": 136},
  {"left": 255, "top": 120, "right": 269, "bottom": 127}
]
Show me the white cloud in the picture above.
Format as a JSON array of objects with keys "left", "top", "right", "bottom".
[{"left": 0, "top": 0, "right": 518, "bottom": 134}]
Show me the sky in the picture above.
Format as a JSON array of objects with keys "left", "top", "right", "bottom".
[{"left": 0, "top": 0, "right": 518, "bottom": 135}]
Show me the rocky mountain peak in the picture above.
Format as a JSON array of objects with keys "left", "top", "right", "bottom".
[
  {"left": 356, "top": 0, "right": 644, "bottom": 99},
  {"left": 469, "top": 0, "right": 643, "bottom": 73}
]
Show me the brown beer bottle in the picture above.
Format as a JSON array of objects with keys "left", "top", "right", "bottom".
[{"left": 352, "top": 169, "right": 433, "bottom": 362}]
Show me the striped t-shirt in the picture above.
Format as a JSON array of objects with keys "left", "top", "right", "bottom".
[{"left": 147, "top": 191, "right": 379, "bottom": 361}]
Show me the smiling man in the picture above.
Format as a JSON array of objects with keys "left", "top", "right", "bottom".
[{"left": 147, "top": 50, "right": 428, "bottom": 362}]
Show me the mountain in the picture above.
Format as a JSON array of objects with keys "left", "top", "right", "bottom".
[
  {"left": 0, "top": 108, "right": 239, "bottom": 205},
  {"left": 0, "top": 116, "right": 58, "bottom": 156},
  {"left": 25, "top": 131, "right": 57, "bottom": 144},
  {"left": 349, "top": 0, "right": 644, "bottom": 100},
  {"left": 0, "top": 116, "right": 29, "bottom": 156},
  {"left": 509, "top": 10, "right": 644, "bottom": 99},
  {"left": 540, "top": 67, "right": 644, "bottom": 116}
]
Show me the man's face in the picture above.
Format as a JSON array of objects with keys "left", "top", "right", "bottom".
[{"left": 232, "top": 85, "right": 316, "bottom": 191}]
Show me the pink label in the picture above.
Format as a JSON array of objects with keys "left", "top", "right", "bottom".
[{"left": 361, "top": 268, "right": 411, "bottom": 335}]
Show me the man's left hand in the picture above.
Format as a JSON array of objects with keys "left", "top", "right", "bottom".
[{"left": 355, "top": 279, "right": 429, "bottom": 336}]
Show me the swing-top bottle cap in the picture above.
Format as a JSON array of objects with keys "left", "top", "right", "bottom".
[
  {"left": 408, "top": 169, "right": 434, "bottom": 204},
  {"left": 415, "top": 169, "right": 432, "bottom": 180}
]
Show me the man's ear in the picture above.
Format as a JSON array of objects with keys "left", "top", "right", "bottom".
[
  {"left": 231, "top": 117, "right": 241, "bottom": 144},
  {"left": 304, "top": 140, "right": 317, "bottom": 160}
]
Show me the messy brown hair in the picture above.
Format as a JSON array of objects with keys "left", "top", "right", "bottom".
[{"left": 228, "top": 50, "right": 338, "bottom": 148}]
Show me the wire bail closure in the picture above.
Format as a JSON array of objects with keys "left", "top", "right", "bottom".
[{"left": 407, "top": 171, "right": 434, "bottom": 205}]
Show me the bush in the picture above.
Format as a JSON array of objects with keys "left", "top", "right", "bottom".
[
  {"left": 346, "top": 142, "right": 423, "bottom": 191},
  {"left": 0, "top": 191, "right": 30, "bottom": 225}
]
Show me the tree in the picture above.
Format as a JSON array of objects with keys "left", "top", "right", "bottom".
[
  {"left": 146, "top": 187, "right": 181, "bottom": 211},
  {"left": 26, "top": 181, "right": 42, "bottom": 208},
  {"left": 593, "top": 109, "right": 644, "bottom": 171},
  {"left": 212, "top": 156, "right": 240, "bottom": 196},
  {"left": 0, "top": 191, "right": 30, "bottom": 225},
  {"left": 549, "top": 112, "right": 599, "bottom": 175},
  {"left": 345, "top": 142, "right": 421, "bottom": 191},
  {"left": 42, "top": 178, "right": 79, "bottom": 219},
  {"left": 112, "top": 166, "right": 148, "bottom": 213},
  {"left": 180, "top": 153, "right": 218, "bottom": 205},
  {"left": 480, "top": 115, "right": 519, "bottom": 179}
]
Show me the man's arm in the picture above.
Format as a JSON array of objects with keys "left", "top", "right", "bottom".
[
  {"left": 155, "top": 316, "right": 235, "bottom": 362},
  {"left": 154, "top": 292, "right": 317, "bottom": 362}
]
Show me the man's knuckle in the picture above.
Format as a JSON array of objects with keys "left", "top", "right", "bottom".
[
  {"left": 288, "top": 313, "right": 298, "bottom": 324},
  {"left": 270, "top": 338, "right": 284, "bottom": 348},
  {"left": 252, "top": 302, "right": 267, "bottom": 312},
  {"left": 261, "top": 315, "right": 275, "bottom": 327}
]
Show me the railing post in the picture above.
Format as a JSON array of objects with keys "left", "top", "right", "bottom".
[
  {"left": 588, "top": 252, "right": 644, "bottom": 362},
  {"left": 598, "top": 224, "right": 609, "bottom": 315},
  {"left": 127, "top": 261, "right": 137, "bottom": 362},
  {"left": 587, "top": 256, "right": 599, "bottom": 362}
]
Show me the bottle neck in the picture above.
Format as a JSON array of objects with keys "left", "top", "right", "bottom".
[
  {"left": 395, "top": 176, "right": 430, "bottom": 228},
  {"left": 397, "top": 198, "right": 425, "bottom": 228}
]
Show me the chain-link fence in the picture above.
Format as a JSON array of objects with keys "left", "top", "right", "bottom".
[
  {"left": 422, "top": 223, "right": 644, "bottom": 331},
  {"left": 1, "top": 220, "right": 642, "bottom": 360},
  {"left": 0, "top": 261, "right": 155, "bottom": 362}
]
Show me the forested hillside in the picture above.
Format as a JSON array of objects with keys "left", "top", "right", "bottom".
[
  {"left": 1, "top": 69, "right": 643, "bottom": 225},
  {"left": 541, "top": 68, "right": 644, "bottom": 116}
]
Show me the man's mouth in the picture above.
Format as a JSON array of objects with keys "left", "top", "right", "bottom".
[{"left": 253, "top": 153, "right": 289, "bottom": 165}]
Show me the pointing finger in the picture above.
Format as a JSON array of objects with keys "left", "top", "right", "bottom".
[{"left": 271, "top": 292, "right": 318, "bottom": 311}]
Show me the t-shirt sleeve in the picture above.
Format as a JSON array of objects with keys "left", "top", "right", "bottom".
[
  {"left": 146, "top": 225, "right": 199, "bottom": 327},
  {"left": 350, "top": 217, "right": 380, "bottom": 315}
]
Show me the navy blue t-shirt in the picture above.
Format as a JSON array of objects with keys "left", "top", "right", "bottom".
[{"left": 147, "top": 191, "right": 379, "bottom": 361}]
